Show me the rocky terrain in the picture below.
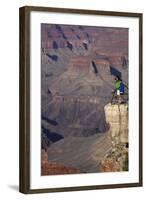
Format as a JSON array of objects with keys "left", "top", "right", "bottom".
[
  {"left": 101, "top": 103, "right": 128, "bottom": 172},
  {"left": 41, "top": 24, "right": 128, "bottom": 175}
]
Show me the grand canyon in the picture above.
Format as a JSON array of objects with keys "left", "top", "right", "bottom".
[{"left": 41, "top": 24, "right": 128, "bottom": 175}]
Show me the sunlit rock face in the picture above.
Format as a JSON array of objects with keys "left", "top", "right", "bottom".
[
  {"left": 99, "top": 103, "right": 129, "bottom": 173},
  {"left": 104, "top": 103, "right": 128, "bottom": 144}
]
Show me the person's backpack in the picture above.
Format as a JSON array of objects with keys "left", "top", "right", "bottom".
[{"left": 120, "top": 82, "right": 125, "bottom": 93}]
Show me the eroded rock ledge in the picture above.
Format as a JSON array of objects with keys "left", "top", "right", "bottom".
[{"left": 101, "top": 103, "right": 128, "bottom": 172}]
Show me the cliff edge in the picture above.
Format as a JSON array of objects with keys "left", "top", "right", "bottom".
[
  {"left": 101, "top": 103, "right": 128, "bottom": 172},
  {"left": 104, "top": 103, "right": 128, "bottom": 145}
]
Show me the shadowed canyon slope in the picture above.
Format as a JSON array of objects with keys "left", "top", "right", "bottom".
[{"left": 41, "top": 24, "right": 128, "bottom": 174}]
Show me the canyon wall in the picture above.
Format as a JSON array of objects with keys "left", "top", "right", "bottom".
[{"left": 41, "top": 24, "right": 129, "bottom": 174}]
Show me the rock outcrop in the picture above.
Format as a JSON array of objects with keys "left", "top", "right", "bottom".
[
  {"left": 104, "top": 103, "right": 128, "bottom": 145},
  {"left": 101, "top": 103, "right": 129, "bottom": 172}
]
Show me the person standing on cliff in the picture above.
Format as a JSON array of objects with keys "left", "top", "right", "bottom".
[
  {"left": 115, "top": 76, "right": 121, "bottom": 95},
  {"left": 114, "top": 76, "right": 125, "bottom": 103}
]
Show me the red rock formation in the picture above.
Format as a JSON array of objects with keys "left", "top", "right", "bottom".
[
  {"left": 41, "top": 150, "right": 80, "bottom": 175},
  {"left": 101, "top": 158, "right": 121, "bottom": 172},
  {"left": 42, "top": 161, "right": 80, "bottom": 175}
]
